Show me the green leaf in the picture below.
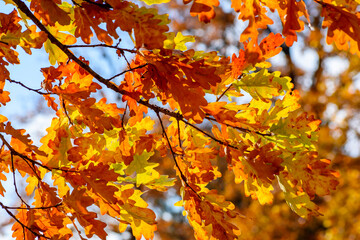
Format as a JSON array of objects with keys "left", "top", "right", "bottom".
[
  {"left": 126, "top": 151, "right": 154, "bottom": 175},
  {"left": 277, "top": 175, "right": 320, "bottom": 218},
  {"left": 234, "top": 69, "right": 293, "bottom": 102},
  {"left": 145, "top": 175, "right": 176, "bottom": 191}
]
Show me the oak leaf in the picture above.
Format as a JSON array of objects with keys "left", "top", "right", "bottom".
[
  {"left": 185, "top": 0, "right": 220, "bottom": 23},
  {"left": 320, "top": 1, "right": 360, "bottom": 56}
]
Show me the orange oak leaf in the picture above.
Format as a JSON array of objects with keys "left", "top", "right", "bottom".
[
  {"left": 231, "top": 0, "right": 273, "bottom": 42},
  {"left": 30, "top": 0, "right": 71, "bottom": 26},
  {"left": 181, "top": 187, "right": 243, "bottom": 240},
  {"left": 0, "top": 11, "right": 22, "bottom": 68},
  {"left": 320, "top": 1, "right": 360, "bottom": 56},
  {"left": 0, "top": 122, "right": 47, "bottom": 156},
  {"left": 74, "top": 4, "right": 112, "bottom": 44},
  {"left": 231, "top": 33, "right": 284, "bottom": 78},
  {"left": 106, "top": 1, "right": 170, "bottom": 49},
  {"left": 290, "top": 152, "right": 339, "bottom": 199},
  {"left": 202, "top": 101, "right": 264, "bottom": 132},
  {"left": 64, "top": 188, "right": 107, "bottom": 240},
  {"left": 43, "top": 95, "right": 58, "bottom": 111},
  {"left": 245, "top": 142, "right": 284, "bottom": 183},
  {"left": 259, "top": 32, "right": 285, "bottom": 59},
  {"left": 274, "top": 0, "right": 309, "bottom": 46},
  {"left": 141, "top": 49, "right": 226, "bottom": 122},
  {"left": 64, "top": 188, "right": 108, "bottom": 239},
  {"left": 0, "top": 88, "right": 10, "bottom": 106},
  {"left": 0, "top": 161, "right": 8, "bottom": 197},
  {"left": 19, "top": 25, "right": 48, "bottom": 54},
  {"left": 11, "top": 207, "right": 36, "bottom": 240},
  {"left": 0, "top": 10, "right": 47, "bottom": 55},
  {"left": 0, "top": 58, "right": 10, "bottom": 98},
  {"left": 0, "top": 10, "right": 22, "bottom": 38},
  {"left": 231, "top": 50, "right": 247, "bottom": 79},
  {"left": 179, "top": 59, "right": 222, "bottom": 90},
  {"left": 80, "top": 162, "right": 120, "bottom": 203},
  {"left": 117, "top": 188, "right": 157, "bottom": 240},
  {"left": 184, "top": 0, "right": 220, "bottom": 23}
]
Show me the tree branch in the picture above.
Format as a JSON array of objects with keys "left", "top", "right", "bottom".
[
  {"left": 65, "top": 44, "right": 137, "bottom": 53},
  {"left": 205, "top": 116, "right": 274, "bottom": 137},
  {"left": 0, "top": 201, "right": 51, "bottom": 239},
  {"left": 2, "top": 202, "right": 62, "bottom": 210},
  {"left": 7, "top": 78, "right": 51, "bottom": 95},
  {"left": 216, "top": 84, "right": 233, "bottom": 102}
]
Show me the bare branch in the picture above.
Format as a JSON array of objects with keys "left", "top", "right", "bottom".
[
  {"left": 65, "top": 43, "right": 137, "bottom": 53},
  {"left": 107, "top": 63, "right": 148, "bottom": 81},
  {"left": 216, "top": 84, "right": 233, "bottom": 102}
]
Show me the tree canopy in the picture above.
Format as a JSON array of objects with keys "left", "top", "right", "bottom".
[{"left": 1, "top": 0, "right": 357, "bottom": 239}]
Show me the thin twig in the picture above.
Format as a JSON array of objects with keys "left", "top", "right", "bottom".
[
  {"left": 7, "top": 79, "right": 51, "bottom": 95},
  {"left": 65, "top": 44, "right": 137, "bottom": 53},
  {"left": 205, "top": 116, "right": 274, "bottom": 137},
  {"left": 10, "top": 153, "right": 30, "bottom": 207},
  {"left": 3, "top": 202, "right": 62, "bottom": 210},
  {"left": 155, "top": 111, "right": 201, "bottom": 199},
  {"left": 121, "top": 50, "right": 132, "bottom": 69},
  {"left": 216, "top": 84, "right": 233, "bottom": 102},
  {"left": 115, "top": 39, "right": 121, "bottom": 47},
  {"left": 107, "top": 63, "right": 148, "bottom": 81},
  {"left": 62, "top": 99, "right": 73, "bottom": 125}
]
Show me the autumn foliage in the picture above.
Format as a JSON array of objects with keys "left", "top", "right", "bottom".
[{"left": 1, "top": 0, "right": 358, "bottom": 239}]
